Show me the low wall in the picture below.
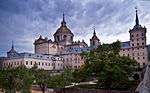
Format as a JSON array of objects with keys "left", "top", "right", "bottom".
[{"left": 54, "top": 88, "right": 132, "bottom": 93}]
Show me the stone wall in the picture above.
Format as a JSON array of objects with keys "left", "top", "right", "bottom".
[{"left": 54, "top": 88, "right": 132, "bottom": 93}]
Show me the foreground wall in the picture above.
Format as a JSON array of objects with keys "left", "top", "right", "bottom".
[{"left": 54, "top": 88, "right": 132, "bottom": 93}]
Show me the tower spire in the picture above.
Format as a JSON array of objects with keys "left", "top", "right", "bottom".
[
  {"left": 61, "top": 13, "right": 66, "bottom": 26},
  {"left": 135, "top": 7, "right": 139, "bottom": 26},
  {"left": 93, "top": 26, "right": 96, "bottom": 35},
  {"left": 11, "top": 41, "right": 14, "bottom": 50}
]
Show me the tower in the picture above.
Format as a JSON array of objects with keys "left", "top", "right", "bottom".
[
  {"left": 129, "top": 8, "right": 147, "bottom": 65},
  {"left": 129, "top": 8, "right": 147, "bottom": 47},
  {"left": 90, "top": 27, "right": 100, "bottom": 48},
  {"left": 7, "top": 41, "right": 19, "bottom": 58},
  {"left": 53, "top": 13, "right": 74, "bottom": 45}
]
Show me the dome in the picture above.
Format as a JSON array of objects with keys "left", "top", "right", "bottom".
[
  {"left": 54, "top": 13, "right": 73, "bottom": 36},
  {"left": 54, "top": 26, "right": 73, "bottom": 35}
]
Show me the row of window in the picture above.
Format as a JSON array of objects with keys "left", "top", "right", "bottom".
[
  {"left": 29, "top": 54, "right": 63, "bottom": 60},
  {"left": 122, "top": 54, "right": 145, "bottom": 60},
  {"left": 123, "top": 52, "right": 145, "bottom": 56},
  {"left": 131, "top": 38, "right": 145, "bottom": 42},
  {"left": 122, "top": 47, "right": 145, "bottom": 51},
  {"left": 74, "top": 65, "right": 81, "bottom": 69},
  {"left": 3, "top": 61, "right": 22, "bottom": 66},
  {"left": 25, "top": 61, "right": 63, "bottom": 67},
  {"left": 65, "top": 56, "right": 84, "bottom": 62},
  {"left": 131, "top": 33, "right": 145, "bottom": 37},
  {"left": 132, "top": 42, "right": 145, "bottom": 47}
]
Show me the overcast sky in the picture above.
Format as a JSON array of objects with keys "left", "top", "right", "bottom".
[{"left": 0, "top": 0, "right": 150, "bottom": 56}]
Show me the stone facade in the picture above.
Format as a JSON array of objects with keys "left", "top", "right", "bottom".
[
  {"left": 119, "top": 9, "right": 148, "bottom": 65},
  {"left": 34, "top": 14, "right": 97, "bottom": 69},
  {"left": 1, "top": 53, "right": 63, "bottom": 70},
  {"left": 0, "top": 43, "right": 63, "bottom": 70},
  {"left": 0, "top": 9, "right": 149, "bottom": 70}
]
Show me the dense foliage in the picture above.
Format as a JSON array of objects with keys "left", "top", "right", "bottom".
[
  {"left": 74, "top": 41, "right": 137, "bottom": 90},
  {"left": 0, "top": 66, "right": 34, "bottom": 93},
  {"left": 0, "top": 41, "right": 139, "bottom": 92}
]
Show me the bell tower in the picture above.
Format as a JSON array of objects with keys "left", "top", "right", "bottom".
[
  {"left": 90, "top": 27, "right": 100, "bottom": 49},
  {"left": 129, "top": 8, "right": 148, "bottom": 65}
]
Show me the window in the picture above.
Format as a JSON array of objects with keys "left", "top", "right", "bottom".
[
  {"left": 142, "top": 33, "right": 144, "bottom": 36},
  {"left": 142, "top": 42, "right": 144, "bottom": 45},
  {"left": 143, "top": 57, "right": 145, "bottom": 59},
  {"left": 131, "top": 35, "right": 134, "bottom": 37},
  {"left": 31, "top": 61, "right": 32, "bottom": 65},
  {"left": 137, "top": 39, "right": 139, "bottom": 41},
  {"left": 63, "top": 35, "right": 67, "bottom": 39},
  {"left": 132, "top": 44, "right": 134, "bottom": 46},
  {"left": 138, "top": 57, "right": 140, "bottom": 59},
  {"left": 57, "top": 36, "right": 60, "bottom": 41},
  {"left": 42, "top": 63, "right": 44, "bottom": 66},
  {"left": 131, "top": 39, "right": 134, "bottom": 42},
  {"left": 39, "top": 62, "right": 40, "bottom": 65},
  {"left": 128, "top": 54, "right": 129, "bottom": 57},
  {"left": 133, "top": 57, "right": 135, "bottom": 60},
  {"left": 137, "top": 43, "right": 139, "bottom": 46},
  {"left": 45, "top": 63, "right": 47, "bottom": 66},
  {"left": 142, "top": 38, "right": 144, "bottom": 40},
  {"left": 74, "top": 66, "right": 77, "bottom": 69},
  {"left": 137, "top": 34, "right": 139, "bottom": 37},
  {"left": 26, "top": 61, "right": 28, "bottom": 65},
  {"left": 49, "top": 63, "right": 50, "bottom": 66},
  {"left": 123, "top": 49, "right": 125, "bottom": 51}
]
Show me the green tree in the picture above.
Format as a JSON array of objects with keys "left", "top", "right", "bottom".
[
  {"left": 48, "top": 69, "right": 74, "bottom": 88},
  {"left": 34, "top": 69, "right": 50, "bottom": 93},
  {"left": 0, "top": 66, "right": 34, "bottom": 93},
  {"left": 77, "top": 41, "right": 137, "bottom": 90}
]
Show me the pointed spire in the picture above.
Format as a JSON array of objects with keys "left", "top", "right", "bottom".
[
  {"left": 93, "top": 26, "right": 96, "bottom": 35},
  {"left": 135, "top": 7, "right": 139, "bottom": 26},
  {"left": 11, "top": 41, "right": 14, "bottom": 50},
  {"left": 63, "top": 13, "right": 65, "bottom": 22},
  {"left": 61, "top": 13, "right": 66, "bottom": 26}
]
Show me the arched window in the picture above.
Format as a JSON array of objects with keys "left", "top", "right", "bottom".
[{"left": 63, "top": 35, "right": 67, "bottom": 40}]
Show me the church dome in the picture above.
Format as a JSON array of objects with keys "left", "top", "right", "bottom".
[
  {"left": 54, "top": 25, "right": 73, "bottom": 35},
  {"left": 54, "top": 14, "right": 73, "bottom": 36}
]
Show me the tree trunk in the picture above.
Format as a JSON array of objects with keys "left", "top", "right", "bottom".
[{"left": 40, "top": 84, "right": 46, "bottom": 93}]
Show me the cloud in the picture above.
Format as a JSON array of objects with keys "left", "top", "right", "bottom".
[{"left": 0, "top": 0, "right": 150, "bottom": 56}]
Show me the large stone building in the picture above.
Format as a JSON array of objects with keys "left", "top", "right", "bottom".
[
  {"left": 34, "top": 14, "right": 100, "bottom": 69},
  {"left": 119, "top": 9, "right": 148, "bottom": 65},
  {"left": 0, "top": 42, "right": 64, "bottom": 70},
  {"left": 0, "top": 9, "right": 149, "bottom": 70}
]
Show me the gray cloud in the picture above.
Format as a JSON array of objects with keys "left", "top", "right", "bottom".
[{"left": 0, "top": 0, "right": 150, "bottom": 56}]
